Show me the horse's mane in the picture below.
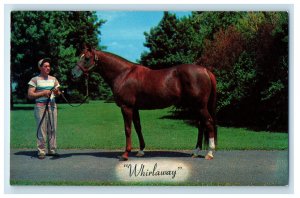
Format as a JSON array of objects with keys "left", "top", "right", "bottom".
[{"left": 100, "top": 50, "right": 138, "bottom": 65}]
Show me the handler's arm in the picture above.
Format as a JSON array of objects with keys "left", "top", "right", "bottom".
[
  {"left": 53, "top": 87, "right": 61, "bottom": 96},
  {"left": 27, "top": 86, "right": 51, "bottom": 100}
]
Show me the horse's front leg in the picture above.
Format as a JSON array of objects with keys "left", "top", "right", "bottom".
[
  {"left": 133, "top": 109, "right": 145, "bottom": 157},
  {"left": 120, "top": 105, "right": 133, "bottom": 161}
]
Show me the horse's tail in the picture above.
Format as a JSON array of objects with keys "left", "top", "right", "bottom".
[{"left": 207, "top": 70, "right": 218, "bottom": 147}]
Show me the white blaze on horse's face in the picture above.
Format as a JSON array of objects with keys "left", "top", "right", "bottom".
[
  {"left": 81, "top": 52, "right": 94, "bottom": 68},
  {"left": 71, "top": 54, "right": 86, "bottom": 78},
  {"left": 72, "top": 54, "right": 92, "bottom": 78}
]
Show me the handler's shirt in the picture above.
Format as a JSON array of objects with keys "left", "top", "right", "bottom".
[{"left": 28, "top": 75, "right": 60, "bottom": 105}]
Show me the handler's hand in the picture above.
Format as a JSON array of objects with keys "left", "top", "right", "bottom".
[
  {"left": 43, "top": 90, "right": 52, "bottom": 98},
  {"left": 53, "top": 88, "right": 61, "bottom": 96}
]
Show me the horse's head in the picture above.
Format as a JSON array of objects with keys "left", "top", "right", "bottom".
[{"left": 72, "top": 45, "right": 98, "bottom": 79}]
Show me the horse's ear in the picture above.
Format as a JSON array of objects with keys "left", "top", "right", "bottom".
[
  {"left": 82, "top": 43, "right": 93, "bottom": 52},
  {"left": 86, "top": 44, "right": 93, "bottom": 52}
]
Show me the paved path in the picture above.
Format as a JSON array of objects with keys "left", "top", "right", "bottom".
[{"left": 10, "top": 149, "right": 288, "bottom": 186}]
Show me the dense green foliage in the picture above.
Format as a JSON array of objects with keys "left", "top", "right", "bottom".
[
  {"left": 141, "top": 12, "right": 196, "bottom": 68},
  {"left": 10, "top": 11, "right": 112, "bottom": 106},
  {"left": 141, "top": 11, "right": 288, "bottom": 131},
  {"left": 11, "top": 102, "right": 288, "bottom": 150}
]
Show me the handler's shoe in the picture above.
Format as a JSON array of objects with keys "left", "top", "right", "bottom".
[
  {"left": 38, "top": 153, "right": 46, "bottom": 160},
  {"left": 47, "top": 150, "right": 60, "bottom": 157}
]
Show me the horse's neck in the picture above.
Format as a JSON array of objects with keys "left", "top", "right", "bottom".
[{"left": 96, "top": 51, "right": 132, "bottom": 87}]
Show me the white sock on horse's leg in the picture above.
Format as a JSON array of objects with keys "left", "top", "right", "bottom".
[
  {"left": 206, "top": 138, "right": 215, "bottom": 159},
  {"left": 209, "top": 138, "right": 215, "bottom": 150}
]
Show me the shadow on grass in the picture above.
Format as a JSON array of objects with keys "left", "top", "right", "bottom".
[
  {"left": 11, "top": 106, "right": 34, "bottom": 111},
  {"left": 160, "top": 109, "right": 287, "bottom": 133},
  {"left": 159, "top": 110, "right": 199, "bottom": 127},
  {"left": 14, "top": 150, "right": 200, "bottom": 160}
]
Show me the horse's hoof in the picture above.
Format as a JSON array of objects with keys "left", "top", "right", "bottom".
[
  {"left": 205, "top": 154, "right": 214, "bottom": 160},
  {"left": 192, "top": 154, "right": 199, "bottom": 158},
  {"left": 118, "top": 155, "right": 128, "bottom": 161},
  {"left": 192, "top": 154, "right": 205, "bottom": 158},
  {"left": 192, "top": 147, "right": 201, "bottom": 158},
  {"left": 136, "top": 150, "right": 145, "bottom": 157}
]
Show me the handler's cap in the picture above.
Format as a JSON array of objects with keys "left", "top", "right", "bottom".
[{"left": 38, "top": 58, "right": 51, "bottom": 68}]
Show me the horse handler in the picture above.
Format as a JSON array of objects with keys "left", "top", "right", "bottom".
[{"left": 27, "top": 58, "right": 61, "bottom": 159}]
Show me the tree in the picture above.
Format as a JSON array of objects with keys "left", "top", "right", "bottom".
[
  {"left": 248, "top": 12, "right": 288, "bottom": 130},
  {"left": 140, "top": 11, "right": 181, "bottom": 68},
  {"left": 197, "top": 12, "right": 288, "bottom": 131},
  {"left": 197, "top": 26, "right": 245, "bottom": 70},
  {"left": 190, "top": 12, "right": 247, "bottom": 55},
  {"left": 11, "top": 11, "right": 110, "bottom": 107},
  {"left": 141, "top": 11, "right": 247, "bottom": 69}
]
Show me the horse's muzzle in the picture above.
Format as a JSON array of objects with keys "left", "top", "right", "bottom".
[{"left": 71, "top": 65, "right": 83, "bottom": 79}]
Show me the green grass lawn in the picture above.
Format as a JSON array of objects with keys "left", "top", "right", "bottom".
[{"left": 10, "top": 100, "right": 288, "bottom": 150}]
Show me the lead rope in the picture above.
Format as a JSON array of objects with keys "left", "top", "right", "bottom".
[
  {"left": 36, "top": 67, "right": 91, "bottom": 145},
  {"left": 36, "top": 89, "right": 54, "bottom": 142},
  {"left": 60, "top": 75, "right": 89, "bottom": 107},
  {"left": 61, "top": 53, "right": 97, "bottom": 107},
  {"left": 36, "top": 76, "right": 89, "bottom": 145}
]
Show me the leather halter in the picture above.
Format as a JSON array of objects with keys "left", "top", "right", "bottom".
[{"left": 77, "top": 51, "right": 98, "bottom": 75}]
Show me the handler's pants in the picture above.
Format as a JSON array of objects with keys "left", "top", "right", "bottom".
[{"left": 34, "top": 105, "right": 57, "bottom": 155}]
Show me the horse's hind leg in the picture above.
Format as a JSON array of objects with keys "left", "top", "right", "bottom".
[
  {"left": 192, "top": 120, "right": 204, "bottom": 158},
  {"left": 200, "top": 108, "right": 216, "bottom": 160},
  {"left": 133, "top": 109, "right": 145, "bottom": 157}
]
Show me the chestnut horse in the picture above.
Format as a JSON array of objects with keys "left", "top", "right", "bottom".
[{"left": 72, "top": 47, "right": 217, "bottom": 160}]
